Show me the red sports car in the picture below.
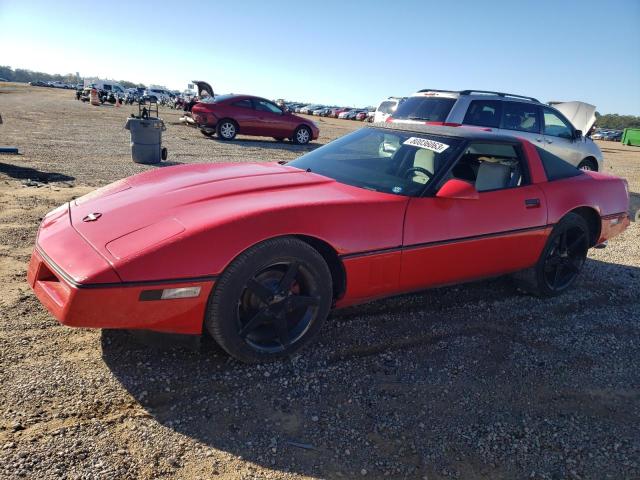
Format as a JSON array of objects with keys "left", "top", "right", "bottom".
[
  {"left": 28, "top": 125, "right": 630, "bottom": 363},
  {"left": 191, "top": 94, "right": 319, "bottom": 144}
]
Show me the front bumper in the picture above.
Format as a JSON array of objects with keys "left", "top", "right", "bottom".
[
  {"left": 28, "top": 249, "right": 214, "bottom": 334},
  {"left": 27, "top": 205, "right": 215, "bottom": 334}
]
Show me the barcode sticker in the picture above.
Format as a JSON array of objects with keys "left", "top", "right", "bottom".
[{"left": 403, "top": 137, "right": 450, "bottom": 153}]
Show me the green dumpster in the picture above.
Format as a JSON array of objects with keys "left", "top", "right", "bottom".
[{"left": 621, "top": 128, "right": 640, "bottom": 146}]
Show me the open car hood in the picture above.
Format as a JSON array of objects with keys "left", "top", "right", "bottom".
[
  {"left": 548, "top": 101, "right": 597, "bottom": 134},
  {"left": 192, "top": 80, "right": 214, "bottom": 98}
]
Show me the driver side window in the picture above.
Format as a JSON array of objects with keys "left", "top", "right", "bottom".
[
  {"left": 449, "top": 143, "right": 527, "bottom": 192},
  {"left": 254, "top": 100, "right": 283, "bottom": 114},
  {"left": 542, "top": 108, "right": 573, "bottom": 139}
]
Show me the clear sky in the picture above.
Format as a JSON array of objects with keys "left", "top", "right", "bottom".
[{"left": 1, "top": 0, "right": 639, "bottom": 114}]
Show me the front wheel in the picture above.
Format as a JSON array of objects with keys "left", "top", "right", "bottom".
[
  {"left": 514, "top": 213, "right": 590, "bottom": 296},
  {"left": 217, "top": 120, "right": 237, "bottom": 140},
  {"left": 293, "top": 125, "right": 312, "bottom": 145},
  {"left": 205, "top": 237, "right": 333, "bottom": 363}
]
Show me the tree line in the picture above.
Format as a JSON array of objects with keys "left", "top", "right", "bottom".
[
  {"left": 0, "top": 66, "right": 144, "bottom": 89},
  {"left": 595, "top": 112, "right": 640, "bottom": 130}
]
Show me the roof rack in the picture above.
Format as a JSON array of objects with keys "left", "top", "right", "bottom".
[
  {"left": 417, "top": 89, "right": 459, "bottom": 94},
  {"left": 459, "top": 90, "right": 540, "bottom": 103}
]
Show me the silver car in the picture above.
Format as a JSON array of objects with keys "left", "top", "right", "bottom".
[{"left": 390, "top": 89, "right": 602, "bottom": 171}]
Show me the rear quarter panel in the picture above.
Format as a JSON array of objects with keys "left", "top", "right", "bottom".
[{"left": 540, "top": 172, "right": 629, "bottom": 225}]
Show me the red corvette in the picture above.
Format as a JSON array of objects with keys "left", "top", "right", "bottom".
[
  {"left": 191, "top": 94, "right": 319, "bottom": 144},
  {"left": 28, "top": 124, "right": 630, "bottom": 362}
]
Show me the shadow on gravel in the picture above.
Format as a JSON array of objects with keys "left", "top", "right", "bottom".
[
  {"left": 208, "top": 137, "right": 321, "bottom": 154},
  {"left": 629, "top": 192, "right": 640, "bottom": 222},
  {"left": 101, "top": 258, "right": 640, "bottom": 478},
  {"left": 153, "top": 160, "right": 184, "bottom": 168},
  {"left": 0, "top": 162, "right": 75, "bottom": 183}
]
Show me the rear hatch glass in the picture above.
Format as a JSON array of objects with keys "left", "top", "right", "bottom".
[{"left": 392, "top": 97, "right": 456, "bottom": 122}]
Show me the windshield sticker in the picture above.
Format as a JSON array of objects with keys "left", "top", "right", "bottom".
[
  {"left": 392, "top": 186, "right": 403, "bottom": 194},
  {"left": 403, "top": 137, "right": 450, "bottom": 153}
]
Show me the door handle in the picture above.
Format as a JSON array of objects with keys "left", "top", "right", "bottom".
[
  {"left": 525, "top": 198, "right": 540, "bottom": 208},
  {"left": 535, "top": 138, "right": 543, "bottom": 142}
]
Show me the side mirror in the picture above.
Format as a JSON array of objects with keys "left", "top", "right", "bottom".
[
  {"left": 574, "top": 129, "right": 583, "bottom": 140},
  {"left": 436, "top": 179, "right": 479, "bottom": 200}
]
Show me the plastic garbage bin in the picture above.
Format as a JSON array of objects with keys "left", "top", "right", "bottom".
[{"left": 124, "top": 117, "right": 167, "bottom": 164}]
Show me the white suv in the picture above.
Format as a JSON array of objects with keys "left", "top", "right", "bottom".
[
  {"left": 389, "top": 89, "right": 602, "bottom": 171},
  {"left": 373, "top": 96, "right": 406, "bottom": 123}
]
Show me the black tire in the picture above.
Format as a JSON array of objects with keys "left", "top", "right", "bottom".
[
  {"left": 514, "top": 213, "right": 590, "bottom": 297},
  {"left": 578, "top": 158, "right": 597, "bottom": 171},
  {"left": 161, "top": 147, "right": 168, "bottom": 161},
  {"left": 293, "top": 125, "right": 312, "bottom": 145},
  {"left": 216, "top": 119, "right": 237, "bottom": 140},
  {"left": 205, "top": 237, "right": 333, "bottom": 363}
]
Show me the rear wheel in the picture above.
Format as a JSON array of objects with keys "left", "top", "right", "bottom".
[
  {"left": 217, "top": 120, "right": 237, "bottom": 140},
  {"left": 293, "top": 125, "right": 312, "bottom": 145},
  {"left": 205, "top": 237, "right": 332, "bottom": 363},
  {"left": 578, "top": 158, "right": 597, "bottom": 171},
  {"left": 515, "top": 213, "right": 590, "bottom": 296}
]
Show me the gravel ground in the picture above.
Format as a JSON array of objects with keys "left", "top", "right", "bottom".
[{"left": 0, "top": 84, "right": 639, "bottom": 480}]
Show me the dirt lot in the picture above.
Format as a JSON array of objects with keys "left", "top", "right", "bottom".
[{"left": 0, "top": 84, "right": 639, "bottom": 480}]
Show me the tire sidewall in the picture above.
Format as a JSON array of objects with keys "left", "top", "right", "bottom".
[
  {"left": 534, "top": 213, "right": 589, "bottom": 296},
  {"left": 206, "top": 237, "right": 332, "bottom": 363}
]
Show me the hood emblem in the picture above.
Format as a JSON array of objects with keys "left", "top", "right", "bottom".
[{"left": 82, "top": 212, "right": 102, "bottom": 222}]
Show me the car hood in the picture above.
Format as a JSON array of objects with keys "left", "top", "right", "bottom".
[
  {"left": 548, "top": 101, "right": 597, "bottom": 134},
  {"left": 70, "top": 163, "right": 333, "bottom": 260}
]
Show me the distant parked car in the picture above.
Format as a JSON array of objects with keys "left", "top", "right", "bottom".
[
  {"left": 390, "top": 89, "right": 603, "bottom": 171},
  {"left": 345, "top": 109, "right": 367, "bottom": 120},
  {"left": 192, "top": 94, "right": 319, "bottom": 144},
  {"left": 144, "top": 88, "right": 171, "bottom": 102},
  {"left": 337, "top": 109, "right": 354, "bottom": 119},
  {"left": 603, "top": 130, "right": 623, "bottom": 141},
  {"left": 300, "top": 105, "right": 321, "bottom": 115}
]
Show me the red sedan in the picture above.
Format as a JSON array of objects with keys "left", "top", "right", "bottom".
[
  {"left": 191, "top": 94, "right": 319, "bottom": 144},
  {"left": 28, "top": 125, "right": 630, "bottom": 362}
]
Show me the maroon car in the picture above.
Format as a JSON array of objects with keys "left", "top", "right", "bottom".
[{"left": 192, "top": 94, "right": 319, "bottom": 144}]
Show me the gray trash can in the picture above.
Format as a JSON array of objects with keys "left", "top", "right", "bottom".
[{"left": 124, "top": 117, "right": 167, "bottom": 164}]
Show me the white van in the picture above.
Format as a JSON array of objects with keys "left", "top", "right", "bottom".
[{"left": 84, "top": 79, "right": 125, "bottom": 94}]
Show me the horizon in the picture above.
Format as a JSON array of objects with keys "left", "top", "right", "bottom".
[{"left": 1, "top": 0, "right": 639, "bottom": 115}]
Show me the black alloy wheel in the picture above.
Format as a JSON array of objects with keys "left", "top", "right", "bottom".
[{"left": 205, "top": 237, "right": 332, "bottom": 363}]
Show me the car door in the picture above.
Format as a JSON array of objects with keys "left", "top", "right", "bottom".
[
  {"left": 226, "top": 99, "right": 258, "bottom": 134},
  {"left": 400, "top": 141, "right": 549, "bottom": 292},
  {"left": 541, "top": 106, "right": 582, "bottom": 167},
  {"left": 252, "top": 99, "right": 289, "bottom": 137}
]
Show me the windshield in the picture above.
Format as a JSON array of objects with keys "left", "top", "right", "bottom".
[
  {"left": 288, "top": 128, "right": 462, "bottom": 197},
  {"left": 392, "top": 96, "right": 456, "bottom": 122}
]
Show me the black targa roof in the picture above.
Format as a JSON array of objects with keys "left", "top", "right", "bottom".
[{"left": 367, "top": 122, "right": 522, "bottom": 143}]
